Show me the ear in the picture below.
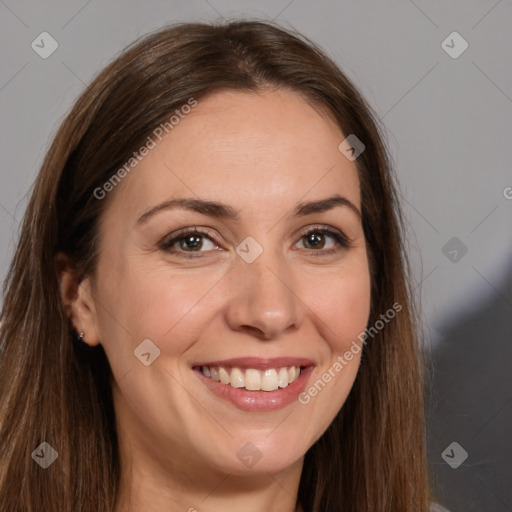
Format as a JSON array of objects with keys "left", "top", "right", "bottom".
[{"left": 55, "top": 252, "right": 101, "bottom": 347}]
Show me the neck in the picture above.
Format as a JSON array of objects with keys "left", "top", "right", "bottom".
[
  {"left": 115, "top": 463, "right": 304, "bottom": 512},
  {"left": 114, "top": 439, "right": 304, "bottom": 512}
]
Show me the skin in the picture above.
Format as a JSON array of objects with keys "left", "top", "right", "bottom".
[{"left": 59, "top": 88, "right": 371, "bottom": 512}]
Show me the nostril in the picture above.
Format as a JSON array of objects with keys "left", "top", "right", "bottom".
[{"left": 240, "top": 325, "right": 266, "bottom": 338}]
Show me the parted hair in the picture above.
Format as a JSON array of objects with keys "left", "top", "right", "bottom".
[{"left": 0, "top": 20, "right": 433, "bottom": 511}]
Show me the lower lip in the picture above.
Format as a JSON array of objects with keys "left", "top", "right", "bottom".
[{"left": 194, "top": 366, "right": 314, "bottom": 412}]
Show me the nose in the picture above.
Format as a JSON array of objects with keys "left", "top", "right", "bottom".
[{"left": 224, "top": 247, "right": 304, "bottom": 340}]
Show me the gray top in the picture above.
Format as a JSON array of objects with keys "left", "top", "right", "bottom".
[{"left": 430, "top": 502, "right": 451, "bottom": 512}]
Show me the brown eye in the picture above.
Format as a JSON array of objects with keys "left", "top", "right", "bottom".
[
  {"left": 159, "top": 228, "right": 220, "bottom": 258},
  {"left": 303, "top": 231, "right": 331, "bottom": 250},
  {"left": 176, "top": 234, "right": 206, "bottom": 251},
  {"left": 297, "top": 227, "right": 349, "bottom": 255}
]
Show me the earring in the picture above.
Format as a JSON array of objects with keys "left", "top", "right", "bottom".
[{"left": 77, "top": 332, "right": 85, "bottom": 342}]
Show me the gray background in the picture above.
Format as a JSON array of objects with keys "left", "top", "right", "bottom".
[{"left": 1, "top": 1, "right": 511, "bottom": 510}]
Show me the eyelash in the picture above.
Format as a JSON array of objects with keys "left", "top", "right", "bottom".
[{"left": 158, "top": 226, "right": 350, "bottom": 259}]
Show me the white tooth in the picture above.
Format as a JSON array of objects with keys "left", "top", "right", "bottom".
[
  {"left": 261, "top": 369, "right": 279, "bottom": 391},
  {"left": 230, "top": 367, "right": 245, "bottom": 388},
  {"left": 219, "top": 367, "right": 230, "bottom": 385},
  {"left": 277, "top": 367, "right": 289, "bottom": 388},
  {"left": 207, "top": 366, "right": 300, "bottom": 390},
  {"left": 245, "top": 369, "right": 261, "bottom": 391}
]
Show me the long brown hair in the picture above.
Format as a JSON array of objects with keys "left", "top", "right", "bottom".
[{"left": 0, "top": 20, "right": 434, "bottom": 511}]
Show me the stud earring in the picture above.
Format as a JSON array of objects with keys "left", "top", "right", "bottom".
[{"left": 77, "top": 332, "right": 85, "bottom": 342}]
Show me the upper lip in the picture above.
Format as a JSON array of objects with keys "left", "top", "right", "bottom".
[{"left": 193, "top": 357, "right": 315, "bottom": 370}]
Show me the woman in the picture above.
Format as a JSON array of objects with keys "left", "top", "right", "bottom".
[{"left": 0, "top": 20, "right": 448, "bottom": 511}]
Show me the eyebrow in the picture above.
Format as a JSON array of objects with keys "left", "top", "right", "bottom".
[{"left": 135, "top": 194, "right": 361, "bottom": 226}]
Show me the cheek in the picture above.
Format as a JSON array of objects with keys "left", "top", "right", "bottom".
[
  {"left": 293, "top": 257, "right": 371, "bottom": 441},
  {"left": 308, "top": 256, "right": 371, "bottom": 353},
  {"left": 95, "top": 261, "right": 227, "bottom": 363},
  {"left": 331, "top": 273, "right": 371, "bottom": 348}
]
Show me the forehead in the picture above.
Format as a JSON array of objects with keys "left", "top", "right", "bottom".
[{"left": 105, "top": 88, "right": 361, "bottom": 224}]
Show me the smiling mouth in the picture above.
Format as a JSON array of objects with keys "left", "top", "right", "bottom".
[{"left": 193, "top": 365, "right": 304, "bottom": 392}]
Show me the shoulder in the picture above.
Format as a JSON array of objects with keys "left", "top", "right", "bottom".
[{"left": 430, "top": 502, "right": 451, "bottom": 512}]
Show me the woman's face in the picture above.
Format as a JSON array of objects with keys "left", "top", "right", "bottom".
[{"left": 80, "top": 89, "right": 371, "bottom": 480}]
